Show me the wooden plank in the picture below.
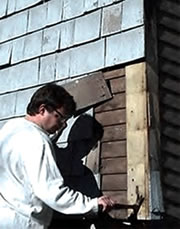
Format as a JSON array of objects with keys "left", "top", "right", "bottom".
[
  {"left": 96, "top": 109, "right": 125, "bottom": 126},
  {"left": 126, "top": 63, "right": 146, "bottom": 94},
  {"left": 110, "top": 77, "right": 125, "bottom": 94},
  {"left": 63, "top": 72, "right": 112, "bottom": 112},
  {"left": 126, "top": 62, "right": 150, "bottom": 219},
  {"left": 102, "top": 124, "right": 126, "bottom": 142},
  {"left": 102, "top": 191, "right": 128, "bottom": 219},
  {"left": 102, "top": 191, "right": 127, "bottom": 204},
  {"left": 101, "top": 174, "right": 127, "bottom": 191},
  {"left": 95, "top": 93, "right": 125, "bottom": 112},
  {"left": 126, "top": 93, "right": 147, "bottom": 131},
  {"left": 101, "top": 141, "right": 126, "bottom": 158},
  {"left": 100, "top": 157, "right": 127, "bottom": 174},
  {"left": 103, "top": 68, "right": 125, "bottom": 80}
]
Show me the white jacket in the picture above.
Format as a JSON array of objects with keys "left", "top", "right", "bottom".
[{"left": 0, "top": 118, "right": 98, "bottom": 228}]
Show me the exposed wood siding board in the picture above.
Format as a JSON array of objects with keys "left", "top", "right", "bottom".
[
  {"left": 110, "top": 77, "right": 125, "bottom": 94},
  {"left": 102, "top": 191, "right": 128, "bottom": 219},
  {"left": 100, "top": 157, "right": 127, "bottom": 174},
  {"left": 103, "top": 191, "right": 127, "bottom": 204},
  {"left": 126, "top": 63, "right": 146, "bottom": 94},
  {"left": 101, "top": 174, "right": 127, "bottom": 191},
  {"left": 96, "top": 109, "right": 126, "bottom": 127},
  {"left": 63, "top": 72, "right": 112, "bottom": 112},
  {"left": 126, "top": 130, "right": 149, "bottom": 210},
  {"left": 103, "top": 68, "right": 125, "bottom": 80},
  {"left": 101, "top": 141, "right": 126, "bottom": 158},
  {"left": 95, "top": 93, "right": 126, "bottom": 113},
  {"left": 92, "top": 67, "right": 127, "bottom": 219},
  {"left": 102, "top": 124, "right": 126, "bottom": 142},
  {"left": 126, "top": 62, "right": 150, "bottom": 219},
  {"left": 126, "top": 93, "right": 147, "bottom": 131}
]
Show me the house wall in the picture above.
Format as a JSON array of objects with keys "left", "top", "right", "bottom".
[
  {"left": 0, "top": 0, "right": 144, "bottom": 126},
  {"left": 0, "top": 0, "right": 149, "bottom": 225},
  {"left": 96, "top": 68, "right": 127, "bottom": 219}
]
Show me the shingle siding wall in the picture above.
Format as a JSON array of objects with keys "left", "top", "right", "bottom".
[{"left": 0, "top": 0, "right": 144, "bottom": 124}]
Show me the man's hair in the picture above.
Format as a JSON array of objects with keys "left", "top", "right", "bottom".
[{"left": 27, "top": 83, "right": 76, "bottom": 116}]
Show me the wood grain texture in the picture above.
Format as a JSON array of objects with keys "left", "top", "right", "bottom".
[
  {"left": 100, "top": 157, "right": 127, "bottom": 174},
  {"left": 101, "top": 141, "right": 126, "bottom": 158},
  {"left": 101, "top": 174, "right": 127, "bottom": 191}
]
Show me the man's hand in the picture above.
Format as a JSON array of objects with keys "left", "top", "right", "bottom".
[{"left": 98, "top": 195, "right": 115, "bottom": 212}]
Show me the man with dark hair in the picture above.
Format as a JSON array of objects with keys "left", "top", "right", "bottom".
[
  {"left": 27, "top": 83, "right": 76, "bottom": 117},
  {"left": 0, "top": 83, "right": 114, "bottom": 229}
]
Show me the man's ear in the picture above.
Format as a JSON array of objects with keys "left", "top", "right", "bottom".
[{"left": 38, "top": 104, "right": 46, "bottom": 114}]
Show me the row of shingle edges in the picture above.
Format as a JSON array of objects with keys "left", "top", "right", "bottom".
[{"left": 157, "top": 0, "right": 180, "bottom": 221}]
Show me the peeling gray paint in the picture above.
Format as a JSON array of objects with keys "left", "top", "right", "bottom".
[
  {"left": 39, "top": 54, "right": 56, "bottom": 83},
  {"left": 74, "top": 10, "right": 101, "bottom": 45},
  {"left": 63, "top": 0, "right": 84, "bottom": 20},
  {"left": 70, "top": 39, "right": 105, "bottom": 76},
  {"left": 47, "top": 0, "right": 63, "bottom": 25},
  {"left": 0, "top": 42, "right": 12, "bottom": 66},
  {"left": 28, "top": 3, "right": 47, "bottom": 32},
  {"left": 0, "top": 0, "right": 8, "bottom": 18},
  {"left": 24, "top": 31, "right": 42, "bottom": 60},
  {"left": 106, "top": 26, "right": 144, "bottom": 66},
  {"left": 102, "top": 2, "right": 122, "bottom": 36},
  {"left": 122, "top": 0, "right": 144, "bottom": 30},
  {"left": 42, "top": 24, "right": 61, "bottom": 54}
]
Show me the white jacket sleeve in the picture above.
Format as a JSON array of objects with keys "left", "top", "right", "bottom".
[{"left": 21, "top": 133, "right": 98, "bottom": 215}]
